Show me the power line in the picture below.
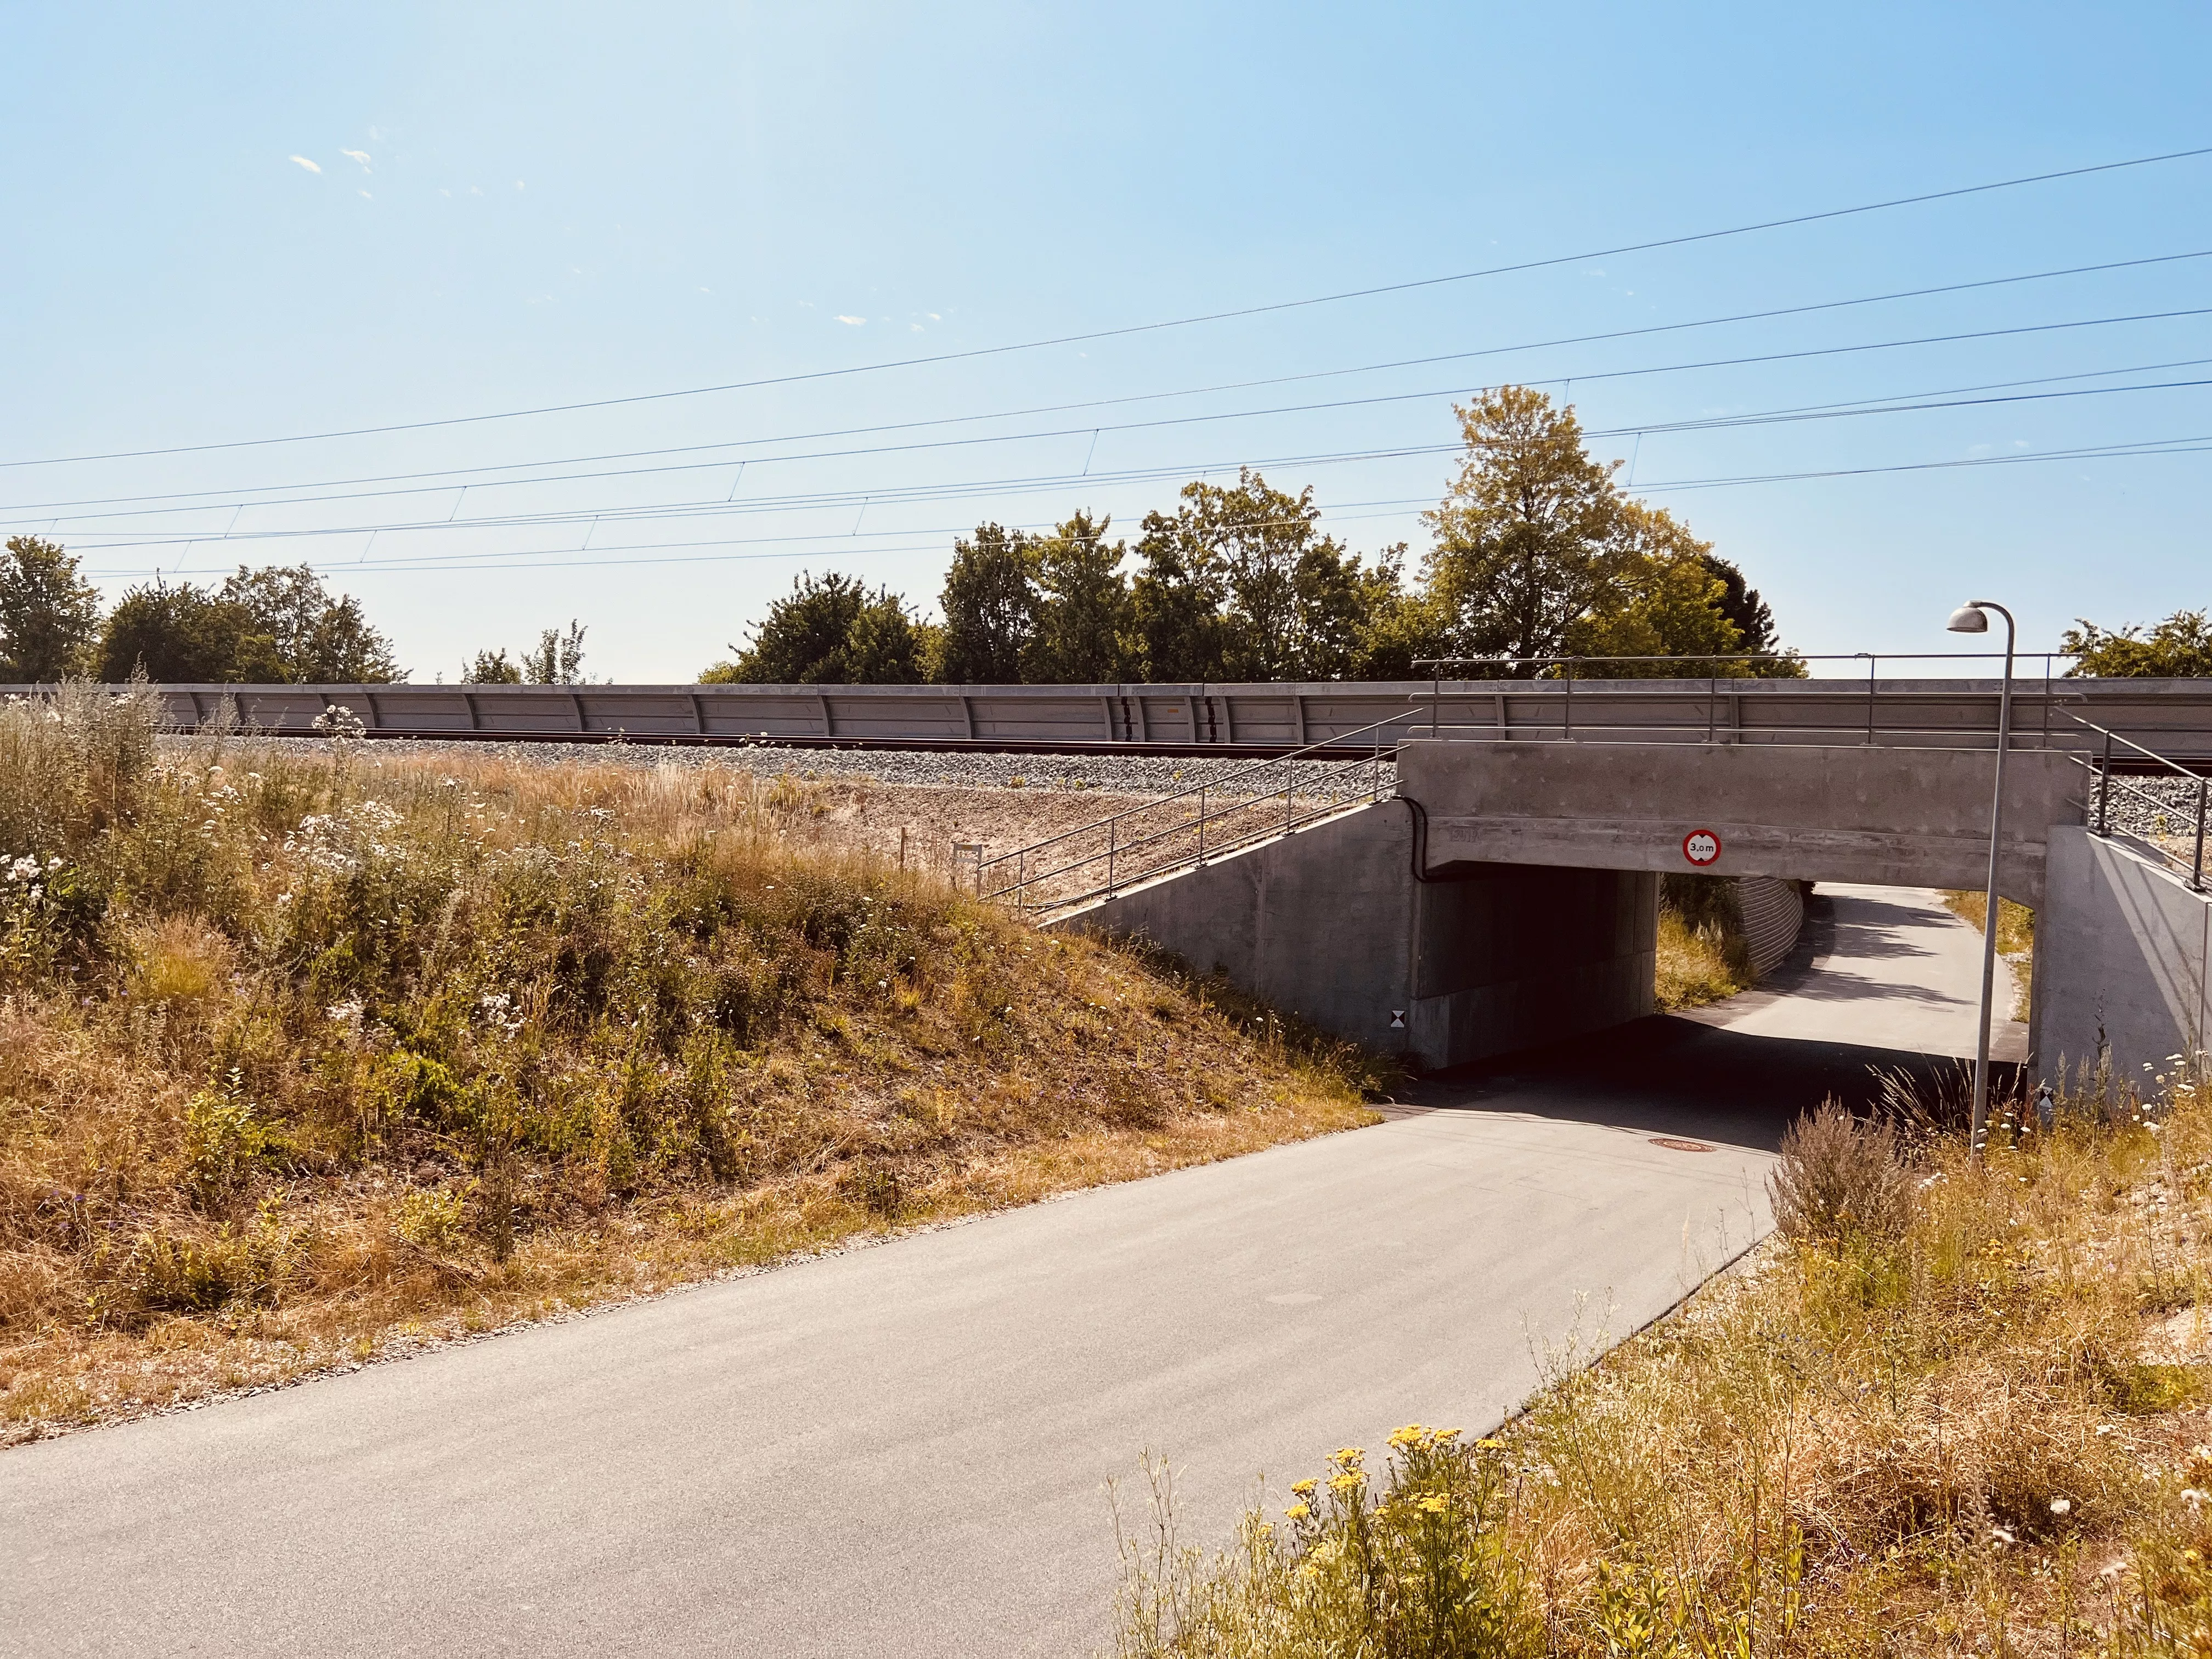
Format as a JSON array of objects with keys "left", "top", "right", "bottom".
[
  {"left": 13, "top": 144, "right": 2212, "bottom": 470},
  {"left": 53, "top": 363, "right": 2212, "bottom": 560},
  {"left": 75, "top": 436, "right": 2212, "bottom": 581},
  {"left": 19, "top": 289, "right": 2212, "bottom": 528}
]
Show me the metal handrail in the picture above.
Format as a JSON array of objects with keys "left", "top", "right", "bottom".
[
  {"left": 975, "top": 708, "right": 1423, "bottom": 875},
  {"left": 979, "top": 708, "right": 1423, "bottom": 913},
  {"left": 2058, "top": 708, "right": 2209, "bottom": 893}
]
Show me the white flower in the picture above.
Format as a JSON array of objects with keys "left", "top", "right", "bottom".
[
  {"left": 326, "top": 998, "right": 365, "bottom": 1025},
  {"left": 2050, "top": 1497, "right": 2072, "bottom": 1516}
]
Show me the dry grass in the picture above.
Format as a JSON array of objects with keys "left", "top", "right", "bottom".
[
  {"left": 1655, "top": 875, "right": 1752, "bottom": 1013},
  {"left": 1944, "top": 889, "right": 2036, "bottom": 1020},
  {"left": 1116, "top": 1065, "right": 2212, "bottom": 1656},
  {"left": 0, "top": 690, "right": 1378, "bottom": 1443}
]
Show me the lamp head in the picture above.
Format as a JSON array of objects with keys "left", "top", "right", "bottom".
[{"left": 1946, "top": 603, "right": 1989, "bottom": 635}]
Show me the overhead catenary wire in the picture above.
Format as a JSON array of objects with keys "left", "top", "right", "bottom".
[
  {"left": 73, "top": 437, "right": 2212, "bottom": 582},
  {"left": 47, "top": 366, "right": 2212, "bottom": 554},
  {"left": 11, "top": 143, "right": 2212, "bottom": 470},
  {"left": 13, "top": 252, "right": 2212, "bottom": 520}
]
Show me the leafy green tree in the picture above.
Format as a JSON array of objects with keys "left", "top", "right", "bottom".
[
  {"left": 97, "top": 582, "right": 262, "bottom": 682},
  {"left": 2063, "top": 610, "right": 2212, "bottom": 676},
  {"left": 217, "top": 565, "right": 400, "bottom": 682},
  {"left": 97, "top": 565, "right": 402, "bottom": 684},
  {"left": 462, "top": 649, "right": 524, "bottom": 684},
  {"left": 1420, "top": 387, "right": 1624, "bottom": 672},
  {"left": 1566, "top": 502, "right": 1745, "bottom": 677},
  {"left": 1026, "top": 512, "right": 1135, "bottom": 683},
  {"left": 936, "top": 523, "right": 1039, "bottom": 684},
  {"left": 1342, "top": 545, "right": 1447, "bottom": 680},
  {"left": 1132, "top": 471, "right": 1385, "bottom": 681},
  {"left": 521, "top": 621, "right": 588, "bottom": 684},
  {"left": 710, "top": 572, "right": 923, "bottom": 684},
  {"left": 0, "top": 535, "right": 102, "bottom": 682}
]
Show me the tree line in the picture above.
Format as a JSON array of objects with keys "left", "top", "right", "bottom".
[
  {"left": 0, "top": 549, "right": 595, "bottom": 686},
  {"left": 706, "top": 386, "right": 1798, "bottom": 686},
  {"left": 8, "top": 385, "right": 2206, "bottom": 686}
]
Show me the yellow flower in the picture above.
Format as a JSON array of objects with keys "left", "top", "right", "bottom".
[
  {"left": 1476, "top": 1437, "right": 1505, "bottom": 1450},
  {"left": 1415, "top": 1494, "right": 1449, "bottom": 1515},
  {"left": 1329, "top": 1473, "right": 1363, "bottom": 1494},
  {"left": 1284, "top": 1503, "right": 1311, "bottom": 1522},
  {"left": 1388, "top": 1424, "right": 1425, "bottom": 1449},
  {"left": 1290, "top": 1479, "right": 1317, "bottom": 1498},
  {"left": 1330, "top": 1446, "right": 1365, "bottom": 1467}
]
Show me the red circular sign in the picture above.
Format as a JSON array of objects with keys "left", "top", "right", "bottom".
[{"left": 1681, "top": 828, "right": 1722, "bottom": 867}]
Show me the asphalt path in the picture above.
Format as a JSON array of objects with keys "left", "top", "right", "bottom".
[{"left": 0, "top": 884, "right": 1996, "bottom": 1657}]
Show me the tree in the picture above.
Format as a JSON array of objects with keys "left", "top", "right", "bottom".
[
  {"left": 1026, "top": 512, "right": 1135, "bottom": 683},
  {"left": 1132, "top": 471, "right": 1383, "bottom": 681},
  {"left": 1342, "top": 545, "right": 1447, "bottom": 680},
  {"left": 2063, "top": 610, "right": 2212, "bottom": 677},
  {"left": 1566, "top": 501, "right": 1745, "bottom": 678},
  {"left": 1420, "top": 387, "right": 1625, "bottom": 672},
  {"left": 217, "top": 565, "right": 400, "bottom": 682},
  {"left": 521, "top": 621, "right": 588, "bottom": 684},
  {"left": 97, "top": 581, "right": 263, "bottom": 682},
  {"left": 708, "top": 572, "right": 923, "bottom": 684},
  {"left": 0, "top": 535, "right": 101, "bottom": 682},
  {"left": 462, "top": 649, "right": 523, "bottom": 684},
  {"left": 936, "top": 524, "right": 1039, "bottom": 684}
]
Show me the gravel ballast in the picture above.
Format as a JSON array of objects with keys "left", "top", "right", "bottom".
[{"left": 328, "top": 737, "right": 1400, "bottom": 799}]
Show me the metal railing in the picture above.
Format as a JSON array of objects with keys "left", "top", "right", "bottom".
[
  {"left": 2067, "top": 709, "right": 2209, "bottom": 893},
  {"left": 975, "top": 709, "right": 1424, "bottom": 916},
  {"left": 1413, "top": 651, "right": 2090, "bottom": 751}
]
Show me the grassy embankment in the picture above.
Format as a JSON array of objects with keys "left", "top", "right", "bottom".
[
  {"left": 1114, "top": 1066, "right": 2212, "bottom": 1656},
  {"left": 0, "top": 690, "right": 1379, "bottom": 1444}
]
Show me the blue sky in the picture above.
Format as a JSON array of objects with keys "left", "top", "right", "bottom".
[{"left": 2, "top": 2, "right": 2207, "bottom": 681}]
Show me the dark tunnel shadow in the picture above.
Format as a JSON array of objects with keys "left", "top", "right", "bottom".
[{"left": 1397, "top": 1015, "right": 2022, "bottom": 1155}]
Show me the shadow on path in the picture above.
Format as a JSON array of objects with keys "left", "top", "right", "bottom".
[{"left": 1394, "top": 1014, "right": 2018, "bottom": 1154}]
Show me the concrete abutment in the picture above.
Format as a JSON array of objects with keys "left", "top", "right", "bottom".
[{"left": 1049, "top": 802, "right": 1656, "bottom": 1071}]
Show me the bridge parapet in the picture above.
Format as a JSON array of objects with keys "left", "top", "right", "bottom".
[{"left": 1402, "top": 741, "right": 2083, "bottom": 907}]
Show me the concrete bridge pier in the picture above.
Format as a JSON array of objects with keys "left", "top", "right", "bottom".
[{"left": 1051, "top": 801, "right": 1656, "bottom": 1071}]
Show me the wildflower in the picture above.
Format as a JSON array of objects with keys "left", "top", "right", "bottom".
[
  {"left": 1990, "top": 1526, "right": 2016, "bottom": 1546},
  {"left": 2050, "top": 1497, "right": 2072, "bottom": 1516},
  {"left": 1476, "top": 1437, "right": 1505, "bottom": 1450},
  {"left": 2097, "top": 1424, "right": 2115, "bottom": 1436},
  {"left": 1283, "top": 1503, "right": 1310, "bottom": 1522},
  {"left": 2182, "top": 1488, "right": 2209, "bottom": 1506},
  {"left": 1289, "top": 1480, "right": 1316, "bottom": 1498},
  {"left": 1415, "top": 1494, "right": 1449, "bottom": 1515},
  {"left": 1328, "top": 1474, "right": 1362, "bottom": 1494}
]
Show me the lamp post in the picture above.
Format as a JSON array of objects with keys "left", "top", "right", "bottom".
[{"left": 1946, "top": 599, "right": 2017, "bottom": 1159}]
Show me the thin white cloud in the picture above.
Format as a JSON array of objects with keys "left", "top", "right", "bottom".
[
  {"left": 834, "top": 314, "right": 865, "bottom": 325},
  {"left": 290, "top": 155, "right": 322, "bottom": 174},
  {"left": 358, "top": 189, "right": 371, "bottom": 199},
  {"left": 926, "top": 312, "right": 941, "bottom": 321},
  {"left": 468, "top": 185, "right": 483, "bottom": 196},
  {"left": 438, "top": 188, "right": 451, "bottom": 198},
  {"left": 911, "top": 323, "right": 923, "bottom": 332},
  {"left": 341, "top": 148, "right": 371, "bottom": 171},
  {"left": 514, "top": 179, "right": 525, "bottom": 190}
]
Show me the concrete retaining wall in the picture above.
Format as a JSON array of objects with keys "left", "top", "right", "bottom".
[
  {"left": 1737, "top": 877, "right": 1808, "bottom": 978},
  {"left": 2034, "top": 826, "right": 2211, "bottom": 1089},
  {"left": 1049, "top": 802, "right": 1656, "bottom": 1070}
]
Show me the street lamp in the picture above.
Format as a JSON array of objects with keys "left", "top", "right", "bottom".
[{"left": 1946, "top": 599, "right": 2017, "bottom": 1158}]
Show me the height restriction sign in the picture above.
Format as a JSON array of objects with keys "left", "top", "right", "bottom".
[{"left": 1681, "top": 829, "right": 1722, "bottom": 867}]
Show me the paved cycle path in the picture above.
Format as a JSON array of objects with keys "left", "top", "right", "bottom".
[{"left": 0, "top": 884, "right": 1997, "bottom": 1656}]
